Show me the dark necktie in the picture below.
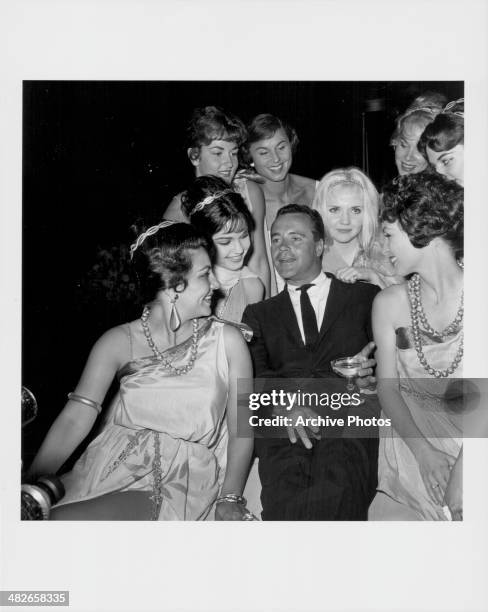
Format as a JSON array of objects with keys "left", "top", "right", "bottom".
[{"left": 297, "top": 283, "right": 319, "bottom": 346}]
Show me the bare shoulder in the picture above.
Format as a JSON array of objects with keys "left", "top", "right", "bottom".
[
  {"left": 164, "top": 193, "right": 187, "bottom": 222},
  {"left": 85, "top": 324, "right": 132, "bottom": 371},
  {"left": 222, "top": 322, "right": 248, "bottom": 352},
  {"left": 373, "top": 284, "right": 409, "bottom": 324},
  {"left": 241, "top": 276, "right": 265, "bottom": 303},
  {"left": 289, "top": 173, "right": 317, "bottom": 204},
  {"left": 374, "top": 283, "right": 407, "bottom": 304},
  {"left": 245, "top": 178, "right": 263, "bottom": 198},
  {"left": 95, "top": 324, "right": 130, "bottom": 353},
  {"left": 290, "top": 173, "right": 315, "bottom": 187},
  {"left": 245, "top": 179, "right": 265, "bottom": 214}
]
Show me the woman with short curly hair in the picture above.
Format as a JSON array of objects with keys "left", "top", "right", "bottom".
[{"left": 369, "top": 172, "right": 464, "bottom": 521}]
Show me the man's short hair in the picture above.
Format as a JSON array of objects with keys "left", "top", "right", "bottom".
[{"left": 274, "top": 204, "right": 325, "bottom": 242}]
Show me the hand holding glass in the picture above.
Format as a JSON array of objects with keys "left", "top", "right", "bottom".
[{"left": 331, "top": 357, "right": 364, "bottom": 391}]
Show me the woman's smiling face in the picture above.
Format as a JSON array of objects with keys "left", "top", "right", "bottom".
[
  {"left": 248, "top": 128, "right": 293, "bottom": 182},
  {"left": 212, "top": 219, "right": 251, "bottom": 272},
  {"left": 382, "top": 220, "right": 423, "bottom": 276},
  {"left": 190, "top": 139, "right": 239, "bottom": 184},
  {"left": 176, "top": 248, "right": 219, "bottom": 318},
  {"left": 394, "top": 120, "right": 429, "bottom": 176}
]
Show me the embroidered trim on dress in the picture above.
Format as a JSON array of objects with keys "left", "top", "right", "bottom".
[
  {"left": 150, "top": 431, "right": 163, "bottom": 520},
  {"left": 102, "top": 429, "right": 149, "bottom": 480}
]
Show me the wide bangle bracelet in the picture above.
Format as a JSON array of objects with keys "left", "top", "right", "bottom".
[
  {"left": 215, "top": 493, "right": 247, "bottom": 505},
  {"left": 67, "top": 392, "right": 102, "bottom": 415}
]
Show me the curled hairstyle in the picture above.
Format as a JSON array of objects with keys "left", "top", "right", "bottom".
[
  {"left": 241, "top": 113, "right": 299, "bottom": 166},
  {"left": 186, "top": 106, "right": 247, "bottom": 162},
  {"left": 418, "top": 99, "right": 464, "bottom": 155},
  {"left": 181, "top": 176, "right": 255, "bottom": 259},
  {"left": 130, "top": 222, "right": 209, "bottom": 304},
  {"left": 381, "top": 173, "right": 463, "bottom": 258},
  {"left": 312, "top": 167, "right": 380, "bottom": 255},
  {"left": 390, "top": 92, "right": 447, "bottom": 146},
  {"left": 274, "top": 203, "right": 325, "bottom": 242}
]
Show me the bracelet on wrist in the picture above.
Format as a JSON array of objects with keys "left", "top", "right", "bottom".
[{"left": 215, "top": 493, "right": 246, "bottom": 505}]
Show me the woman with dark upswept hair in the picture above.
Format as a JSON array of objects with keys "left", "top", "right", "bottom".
[
  {"left": 26, "top": 222, "right": 256, "bottom": 521},
  {"left": 418, "top": 98, "right": 464, "bottom": 186},
  {"left": 369, "top": 172, "right": 463, "bottom": 521},
  {"left": 164, "top": 106, "right": 271, "bottom": 296},
  {"left": 182, "top": 175, "right": 264, "bottom": 323}
]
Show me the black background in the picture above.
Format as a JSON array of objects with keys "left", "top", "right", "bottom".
[{"left": 22, "top": 80, "right": 463, "bottom": 463}]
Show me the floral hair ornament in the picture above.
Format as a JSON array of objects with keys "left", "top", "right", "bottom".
[
  {"left": 441, "top": 98, "right": 464, "bottom": 118},
  {"left": 188, "top": 190, "right": 234, "bottom": 216},
  {"left": 129, "top": 220, "right": 176, "bottom": 260}
]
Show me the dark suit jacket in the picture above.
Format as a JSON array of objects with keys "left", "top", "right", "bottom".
[
  {"left": 242, "top": 275, "right": 379, "bottom": 379},
  {"left": 242, "top": 275, "right": 380, "bottom": 520}
]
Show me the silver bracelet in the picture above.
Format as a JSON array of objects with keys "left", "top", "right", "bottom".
[
  {"left": 67, "top": 392, "right": 102, "bottom": 415},
  {"left": 215, "top": 493, "right": 247, "bottom": 505}
]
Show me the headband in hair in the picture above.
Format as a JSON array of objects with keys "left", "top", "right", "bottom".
[
  {"left": 188, "top": 190, "right": 234, "bottom": 216},
  {"left": 441, "top": 98, "right": 464, "bottom": 118},
  {"left": 327, "top": 177, "right": 363, "bottom": 195},
  {"left": 129, "top": 220, "right": 176, "bottom": 260},
  {"left": 400, "top": 105, "right": 441, "bottom": 121}
]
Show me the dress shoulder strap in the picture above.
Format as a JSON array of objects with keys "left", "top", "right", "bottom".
[{"left": 123, "top": 323, "right": 134, "bottom": 360}]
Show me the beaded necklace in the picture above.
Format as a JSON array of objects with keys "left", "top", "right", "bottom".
[
  {"left": 140, "top": 306, "right": 199, "bottom": 375},
  {"left": 407, "top": 272, "right": 463, "bottom": 378}
]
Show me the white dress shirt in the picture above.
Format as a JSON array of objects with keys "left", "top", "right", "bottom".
[{"left": 286, "top": 272, "right": 331, "bottom": 344}]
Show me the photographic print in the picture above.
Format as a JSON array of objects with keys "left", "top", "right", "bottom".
[{"left": 3, "top": 1, "right": 488, "bottom": 611}]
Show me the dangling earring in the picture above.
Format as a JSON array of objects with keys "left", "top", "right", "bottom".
[
  {"left": 250, "top": 162, "right": 255, "bottom": 168},
  {"left": 169, "top": 294, "right": 181, "bottom": 332}
]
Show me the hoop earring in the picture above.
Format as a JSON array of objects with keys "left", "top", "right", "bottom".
[{"left": 169, "top": 294, "right": 181, "bottom": 332}]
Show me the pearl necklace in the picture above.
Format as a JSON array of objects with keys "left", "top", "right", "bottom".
[
  {"left": 407, "top": 274, "right": 463, "bottom": 378},
  {"left": 140, "top": 306, "right": 199, "bottom": 375}
]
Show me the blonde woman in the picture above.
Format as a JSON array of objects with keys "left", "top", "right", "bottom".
[
  {"left": 312, "top": 167, "right": 398, "bottom": 289},
  {"left": 391, "top": 92, "right": 446, "bottom": 176}
]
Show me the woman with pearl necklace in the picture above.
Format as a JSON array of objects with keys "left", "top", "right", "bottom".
[{"left": 369, "top": 172, "right": 464, "bottom": 521}]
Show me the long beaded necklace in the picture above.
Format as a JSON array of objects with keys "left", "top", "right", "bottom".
[
  {"left": 140, "top": 306, "right": 199, "bottom": 375},
  {"left": 407, "top": 271, "right": 463, "bottom": 378}
]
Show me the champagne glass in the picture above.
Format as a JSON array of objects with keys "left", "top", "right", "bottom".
[{"left": 331, "top": 357, "right": 364, "bottom": 392}]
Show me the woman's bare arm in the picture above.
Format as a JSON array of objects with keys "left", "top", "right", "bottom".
[
  {"left": 241, "top": 276, "right": 265, "bottom": 305},
  {"left": 245, "top": 180, "right": 271, "bottom": 297},
  {"left": 26, "top": 327, "right": 128, "bottom": 479},
  {"left": 220, "top": 325, "right": 254, "bottom": 495}
]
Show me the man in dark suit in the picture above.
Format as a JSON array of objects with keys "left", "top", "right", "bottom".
[{"left": 242, "top": 204, "right": 379, "bottom": 520}]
